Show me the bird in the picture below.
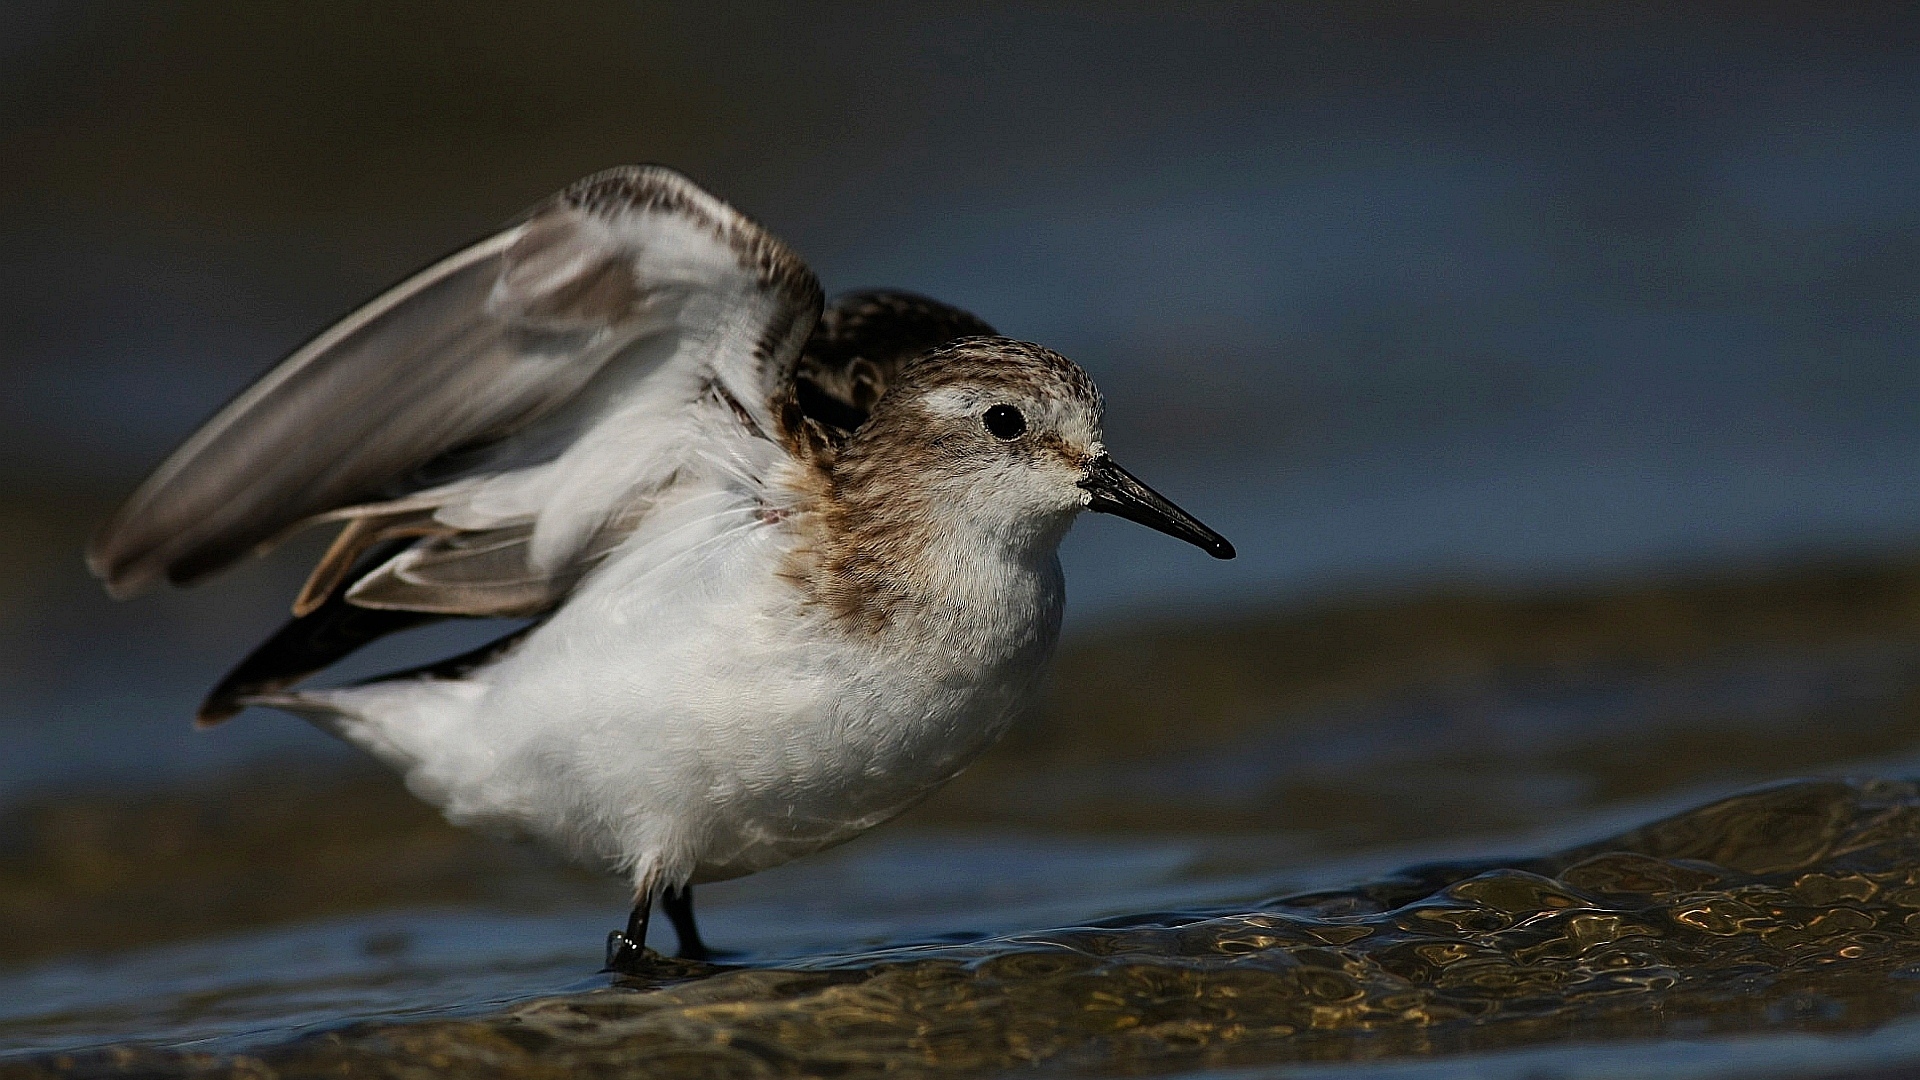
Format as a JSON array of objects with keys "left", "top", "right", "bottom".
[{"left": 86, "top": 165, "right": 1234, "bottom": 971}]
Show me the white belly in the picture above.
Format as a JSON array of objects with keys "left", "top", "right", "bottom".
[{"left": 334, "top": 505, "right": 1064, "bottom": 893}]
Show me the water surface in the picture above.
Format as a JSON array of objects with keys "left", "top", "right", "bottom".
[{"left": 10, "top": 558, "right": 1920, "bottom": 1076}]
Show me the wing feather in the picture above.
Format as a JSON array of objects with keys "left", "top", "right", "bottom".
[{"left": 88, "top": 165, "right": 823, "bottom": 604}]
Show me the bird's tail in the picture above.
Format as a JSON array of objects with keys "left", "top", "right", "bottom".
[
  {"left": 198, "top": 599, "right": 438, "bottom": 725},
  {"left": 242, "top": 676, "right": 488, "bottom": 781},
  {"left": 197, "top": 538, "right": 442, "bottom": 726}
]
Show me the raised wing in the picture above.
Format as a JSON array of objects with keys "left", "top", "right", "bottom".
[{"left": 88, "top": 166, "right": 823, "bottom": 602}]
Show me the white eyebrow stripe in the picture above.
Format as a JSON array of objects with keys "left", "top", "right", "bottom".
[{"left": 921, "top": 386, "right": 987, "bottom": 417}]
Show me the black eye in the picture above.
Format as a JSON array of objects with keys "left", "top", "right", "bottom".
[{"left": 982, "top": 404, "right": 1026, "bottom": 440}]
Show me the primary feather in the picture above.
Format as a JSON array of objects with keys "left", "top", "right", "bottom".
[{"left": 88, "top": 165, "right": 822, "bottom": 608}]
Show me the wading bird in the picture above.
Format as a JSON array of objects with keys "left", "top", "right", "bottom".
[{"left": 89, "top": 166, "right": 1233, "bottom": 970}]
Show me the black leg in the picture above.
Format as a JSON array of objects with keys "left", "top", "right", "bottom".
[
  {"left": 604, "top": 895, "right": 651, "bottom": 973},
  {"left": 661, "top": 884, "right": 711, "bottom": 961}
]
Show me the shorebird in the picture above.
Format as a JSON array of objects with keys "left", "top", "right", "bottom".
[{"left": 87, "top": 166, "right": 1233, "bottom": 970}]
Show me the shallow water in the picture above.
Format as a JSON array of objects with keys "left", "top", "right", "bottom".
[
  {"left": 16, "top": 781, "right": 1920, "bottom": 1078},
  {"left": 10, "top": 560, "right": 1920, "bottom": 1076}
]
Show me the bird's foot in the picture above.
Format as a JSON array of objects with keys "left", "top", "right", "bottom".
[{"left": 604, "top": 929, "right": 651, "bottom": 974}]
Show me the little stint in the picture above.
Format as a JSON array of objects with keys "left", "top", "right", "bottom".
[{"left": 88, "top": 166, "right": 1234, "bottom": 969}]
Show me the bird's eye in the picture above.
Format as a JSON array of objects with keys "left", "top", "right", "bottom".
[{"left": 983, "top": 404, "right": 1026, "bottom": 440}]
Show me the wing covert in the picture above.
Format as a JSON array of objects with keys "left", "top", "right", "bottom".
[{"left": 88, "top": 165, "right": 823, "bottom": 600}]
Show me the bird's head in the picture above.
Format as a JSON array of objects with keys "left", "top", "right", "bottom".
[{"left": 833, "top": 337, "right": 1234, "bottom": 562}]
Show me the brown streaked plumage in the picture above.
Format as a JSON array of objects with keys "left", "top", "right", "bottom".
[
  {"left": 781, "top": 339, "right": 1105, "bottom": 635},
  {"left": 89, "top": 166, "right": 1234, "bottom": 970},
  {"left": 794, "top": 290, "right": 997, "bottom": 434},
  {"left": 87, "top": 165, "right": 823, "bottom": 603},
  {"left": 86, "top": 166, "right": 998, "bottom": 724}
]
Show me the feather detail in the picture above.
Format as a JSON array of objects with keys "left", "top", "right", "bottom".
[{"left": 89, "top": 165, "right": 822, "bottom": 601}]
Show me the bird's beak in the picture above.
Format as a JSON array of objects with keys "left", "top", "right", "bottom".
[{"left": 1079, "top": 455, "right": 1235, "bottom": 559}]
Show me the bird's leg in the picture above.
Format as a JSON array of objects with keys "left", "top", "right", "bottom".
[
  {"left": 604, "top": 894, "right": 652, "bottom": 973},
  {"left": 661, "top": 884, "right": 711, "bottom": 961}
]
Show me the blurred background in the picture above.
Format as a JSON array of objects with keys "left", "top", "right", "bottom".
[{"left": 3, "top": 0, "right": 1920, "bottom": 1067}]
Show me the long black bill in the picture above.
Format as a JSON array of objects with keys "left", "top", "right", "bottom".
[{"left": 1079, "top": 455, "right": 1235, "bottom": 559}]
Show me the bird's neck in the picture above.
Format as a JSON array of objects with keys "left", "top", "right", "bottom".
[{"left": 785, "top": 472, "right": 1070, "bottom": 650}]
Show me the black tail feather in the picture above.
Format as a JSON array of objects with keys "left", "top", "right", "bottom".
[
  {"left": 353, "top": 620, "right": 538, "bottom": 688},
  {"left": 197, "top": 539, "right": 441, "bottom": 725},
  {"left": 198, "top": 594, "right": 440, "bottom": 725}
]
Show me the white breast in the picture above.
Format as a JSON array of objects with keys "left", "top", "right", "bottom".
[{"left": 316, "top": 475, "right": 1065, "bottom": 894}]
